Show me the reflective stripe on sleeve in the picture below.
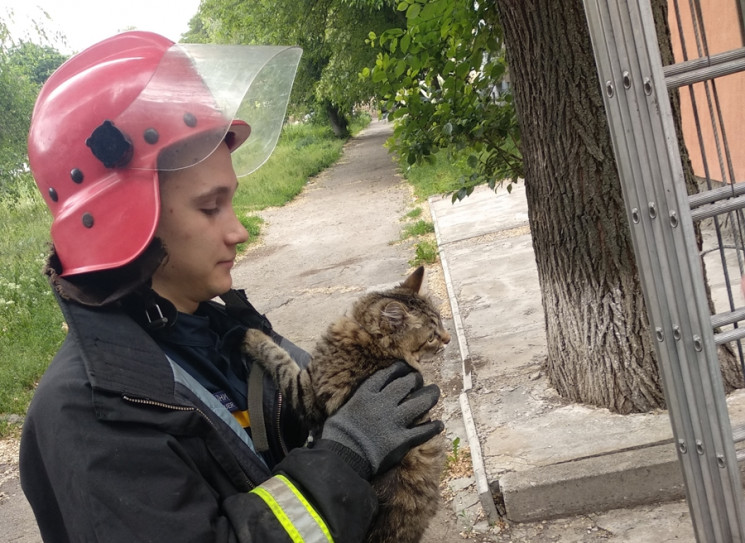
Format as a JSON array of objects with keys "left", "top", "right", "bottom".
[{"left": 251, "top": 474, "right": 334, "bottom": 543}]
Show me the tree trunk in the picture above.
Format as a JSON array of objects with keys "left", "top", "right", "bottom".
[
  {"left": 494, "top": 0, "right": 741, "bottom": 414},
  {"left": 324, "top": 100, "right": 350, "bottom": 138}
]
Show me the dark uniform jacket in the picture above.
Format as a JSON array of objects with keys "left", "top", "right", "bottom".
[{"left": 20, "top": 289, "right": 377, "bottom": 542}]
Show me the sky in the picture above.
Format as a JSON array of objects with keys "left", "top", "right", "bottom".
[{"left": 3, "top": 0, "right": 203, "bottom": 54}]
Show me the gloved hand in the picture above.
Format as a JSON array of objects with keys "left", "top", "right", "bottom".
[{"left": 317, "top": 361, "right": 443, "bottom": 480}]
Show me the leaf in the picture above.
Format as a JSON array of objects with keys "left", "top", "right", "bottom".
[
  {"left": 406, "top": 3, "right": 421, "bottom": 20},
  {"left": 401, "top": 33, "right": 411, "bottom": 54},
  {"left": 394, "top": 60, "right": 406, "bottom": 78},
  {"left": 456, "top": 61, "right": 471, "bottom": 79},
  {"left": 372, "top": 69, "right": 388, "bottom": 83}
]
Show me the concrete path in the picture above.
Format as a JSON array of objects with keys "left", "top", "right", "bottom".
[{"left": 429, "top": 181, "right": 745, "bottom": 540}]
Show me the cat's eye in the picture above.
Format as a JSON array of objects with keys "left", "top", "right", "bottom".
[{"left": 427, "top": 334, "right": 437, "bottom": 343}]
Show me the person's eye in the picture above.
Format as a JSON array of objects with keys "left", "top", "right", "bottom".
[{"left": 201, "top": 207, "right": 219, "bottom": 216}]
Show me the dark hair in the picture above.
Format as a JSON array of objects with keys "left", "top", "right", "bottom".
[{"left": 46, "top": 239, "right": 167, "bottom": 307}]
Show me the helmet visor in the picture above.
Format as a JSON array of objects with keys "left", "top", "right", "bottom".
[{"left": 116, "top": 42, "right": 302, "bottom": 177}]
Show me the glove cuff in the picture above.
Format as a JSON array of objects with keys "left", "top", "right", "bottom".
[{"left": 316, "top": 439, "right": 373, "bottom": 480}]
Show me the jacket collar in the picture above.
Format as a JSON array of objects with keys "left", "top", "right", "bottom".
[{"left": 56, "top": 290, "right": 177, "bottom": 403}]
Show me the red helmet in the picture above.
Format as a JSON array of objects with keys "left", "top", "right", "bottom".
[{"left": 28, "top": 31, "right": 301, "bottom": 276}]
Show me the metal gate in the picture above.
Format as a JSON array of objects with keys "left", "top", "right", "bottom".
[{"left": 582, "top": 0, "right": 745, "bottom": 540}]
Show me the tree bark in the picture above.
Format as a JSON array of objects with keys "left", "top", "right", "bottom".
[
  {"left": 494, "top": 0, "right": 741, "bottom": 414},
  {"left": 324, "top": 100, "right": 350, "bottom": 138}
]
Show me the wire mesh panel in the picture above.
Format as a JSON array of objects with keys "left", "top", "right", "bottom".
[{"left": 582, "top": 0, "right": 745, "bottom": 540}]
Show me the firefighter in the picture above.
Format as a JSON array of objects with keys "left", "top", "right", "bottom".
[{"left": 19, "top": 31, "right": 442, "bottom": 542}]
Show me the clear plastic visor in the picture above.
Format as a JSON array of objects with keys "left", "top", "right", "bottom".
[{"left": 119, "top": 42, "right": 302, "bottom": 177}]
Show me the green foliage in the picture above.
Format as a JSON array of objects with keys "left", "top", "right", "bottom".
[
  {"left": 364, "top": 0, "right": 522, "bottom": 200},
  {"left": 403, "top": 207, "right": 422, "bottom": 220},
  {"left": 236, "top": 215, "right": 264, "bottom": 253},
  {"left": 410, "top": 240, "right": 438, "bottom": 266},
  {"left": 447, "top": 436, "right": 461, "bottom": 466},
  {"left": 401, "top": 219, "right": 434, "bottom": 239},
  {"left": 186, "top": 0, "right": 403, "bottom": 134},
  {"left": 404, "top": 150, "right": 473, "bottom": 201},
  {"left": 6, "top": 41, "right": 67, "bottom": 86},
  {"left": 0, "top": 188, "right": 66, "bottom": 422},
  {"left": 0, "top": 26, "right": 67, "bottom": 199},
  {"left": 0, "top": 62, "right": 35, "bottom": 194}
]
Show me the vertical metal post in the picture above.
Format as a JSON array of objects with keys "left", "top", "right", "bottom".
[{"left": 582, "top": 0, "right": 745, "bottom": 540}]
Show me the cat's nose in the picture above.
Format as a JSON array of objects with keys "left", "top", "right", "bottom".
[{"left": 442, "top": 331, "right": 451, "bottom": 344}]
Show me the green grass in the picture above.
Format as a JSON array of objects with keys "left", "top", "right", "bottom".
[
  {"left": 237, "top": 215, "right": 265, "bottom": 253},
  {"left": 402, "top": 151, "right": 471, "bottom": 201},
  {"left": 410, "top": 240, "right": 439, "bottom": 267},
  {"left": 0, "top": 185, "right": 67, "bottom": 424},
  {"left": 0, "top": 116, "right": 373, "bottom": 437},
  {"left": 403, "top": 207, "right": 423, "bottom": 220},
  {"left": 401, "top": 219, "right": 435, "bottom": 240}
]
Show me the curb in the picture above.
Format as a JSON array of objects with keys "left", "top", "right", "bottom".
[
  {"left": 498, "top": 441, "right": 687, "bottom": 522},
  {"left": 429, "top": 197, "right": 499, "bottom": 523}
]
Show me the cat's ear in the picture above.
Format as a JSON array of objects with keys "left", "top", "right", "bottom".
[
  {"left": 381, "top": 301, "right": 408, "bottom": 328},
  {"left": 401, "top": 266, "right": 424, "bottom": 293}
]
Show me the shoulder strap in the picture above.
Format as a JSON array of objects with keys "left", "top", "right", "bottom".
[{"left": 248, "top": 361, "right": 270, "bottom": 452}]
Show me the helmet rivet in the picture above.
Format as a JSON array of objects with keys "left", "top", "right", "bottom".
[
  {"left": 48, "top": 188, "right": 59, "bottom": 202},
  {"left": 70, "top": 168, "right": 84, "bottom": 183},
  {"left": 143, "top": 128, "right": 160, "bottom": 144},
  {"left": 183, "top": 112, "right": 197, "bottom": 127},
  {"left": 82, "top": 213, "right": 94, "bottom": 228}
]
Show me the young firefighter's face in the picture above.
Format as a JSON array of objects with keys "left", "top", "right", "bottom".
[{"left": 152, "top": 142, "right": 248, "bottom": 313}]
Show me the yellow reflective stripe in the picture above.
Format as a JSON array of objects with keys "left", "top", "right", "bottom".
[
  {"left": 251, "top": 486, "right": 303, "bottom": 542},
  {"left": 251, "top": 475, "right": 334, "bottom": 543},
  {"left": 274, "top": 475, "right": 333, "bottom": 542}
]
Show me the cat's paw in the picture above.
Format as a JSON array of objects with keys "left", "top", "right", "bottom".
[{"left": 242, "top": 328, "right": 271, "bottom": 356}]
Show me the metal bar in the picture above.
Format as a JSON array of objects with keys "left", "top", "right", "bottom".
[
  {"left": 688, "top": 181, "right": 745, "bottom": 208},
  {"left": 690, "top": 193, "right": 745, "bottom": 221},
  {"left": 663, "top": 47, "right": 745, "bottom": 77},
  {"left": 733, "top": 423, "right": 745, "bottom": 442},
  {"left": 713, "top": 327, "right": 745, "bottom": 345},
  {"left": 711, "top": 307, "right": 745, "bottom": 329},
  {"left": 664, "top": 46, "right": 745, "bottom": 88},
  {"left": 582, "top": 0, "right": 745, "bottom": 540}
]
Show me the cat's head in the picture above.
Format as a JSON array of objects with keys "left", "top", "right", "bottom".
[{"left": 353, "top": 266, "right": 451, "bottom": 371}]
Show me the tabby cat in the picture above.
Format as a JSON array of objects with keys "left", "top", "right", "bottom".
[{"left": 242, "top": 266, "right": 450, "bottom": 543}]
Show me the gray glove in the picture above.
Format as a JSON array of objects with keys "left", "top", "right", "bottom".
[{"left": 317, "top": 361, "right": 443, "bottom": 479}]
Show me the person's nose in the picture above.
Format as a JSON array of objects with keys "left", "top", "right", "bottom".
[{"left": 226, "top": 207, "right": 249, "bottom": 246}]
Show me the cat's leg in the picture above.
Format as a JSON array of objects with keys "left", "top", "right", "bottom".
[{"left": 242, "top": 329, "right": 316, "bottom": 420}]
